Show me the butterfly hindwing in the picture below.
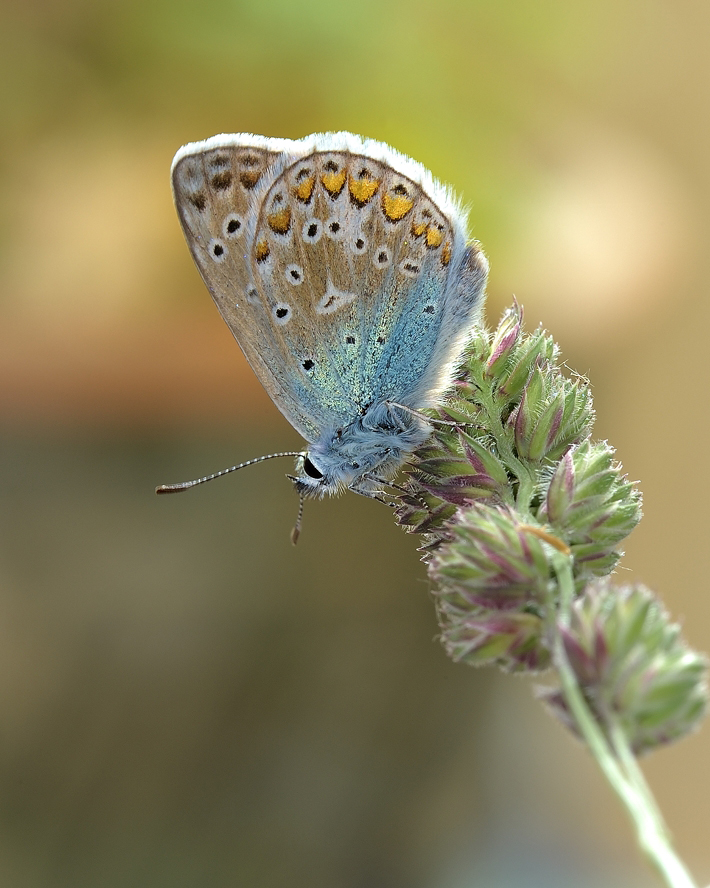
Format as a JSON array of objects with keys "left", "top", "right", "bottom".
[{"left": 247, "top": 140, "right": 483, "bottom": 415}]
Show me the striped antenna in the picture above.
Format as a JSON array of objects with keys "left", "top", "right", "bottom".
[{"left": 155, "top": 451, "right": 303, "bottom": 494}]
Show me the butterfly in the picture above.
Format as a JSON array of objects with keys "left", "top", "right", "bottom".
[{"left": 159, "top": 132, "right": 488, "bottom": 533}]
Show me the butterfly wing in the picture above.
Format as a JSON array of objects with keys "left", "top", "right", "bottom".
[
  {"left": 241, "top": 135, "right": 488, "bottom": 413},
  {"left": 172, "top": 133, "right": 487, "bottom": 443},
  {"left": 172, "top": 134, "right": 332, "bottom": 442}
]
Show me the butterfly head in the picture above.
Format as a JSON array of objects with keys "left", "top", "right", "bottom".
[{"left": 288, "top": 403, "right": 432, "bottom": 499}]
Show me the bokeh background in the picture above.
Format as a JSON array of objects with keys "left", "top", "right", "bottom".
[{"left": 1, "top": 1, "right": 708, "bottom": 886}]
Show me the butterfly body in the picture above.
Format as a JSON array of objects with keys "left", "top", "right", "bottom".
[{"left": 171, "top": 132, "right": 488, "bottom": 498}]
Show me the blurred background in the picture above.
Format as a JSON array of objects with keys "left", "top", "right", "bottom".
[{"left": 0, "top": 0, "right": 708, "bottom": 885}]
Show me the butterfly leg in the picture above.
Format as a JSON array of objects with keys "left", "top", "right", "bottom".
[
  {"left": 385, "top": 400, "right": 470, "bottom": 430},
  {"left": 348, "top": 480, "right": 397, "bottom": 507},
  {"left": 364, "top": 473, "right": 431, "bottom": 514}
]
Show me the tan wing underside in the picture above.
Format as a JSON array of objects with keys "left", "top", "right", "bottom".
[
  {"left": 173, "top": 145, "right": 457, "bottom": 441},
  {"left": 172, "top": 143, "right": 326, "bottom": 441}
]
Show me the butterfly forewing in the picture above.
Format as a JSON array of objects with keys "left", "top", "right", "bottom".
[{"left": 172, "top": 140, "right": 332, "bottom": 442}]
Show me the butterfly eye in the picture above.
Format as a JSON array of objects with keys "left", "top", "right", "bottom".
[{"left": 303, "top": 457, "right": 323, "bottom": 480}]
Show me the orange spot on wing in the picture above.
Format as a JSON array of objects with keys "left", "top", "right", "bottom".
[
  {"left": 255, "top": 239, "right": 270, "bottom": 262},
  {"left": 240, "top": 170, "right": 261, "bottom": 189},
  {"left": 267, "top": 207, "right": 292, "bottom": 234},
  {"left": 426, "top": 226, "right": 443, "bottom": 248},
  {"left": 411, "top": 221, "right": 427, "bottom": 237},
  {"left": 382, "top": 192, "right": 414, "bottom": 222},
  {"left": 293, "top": 175, "right": 315, "bottom": 202},
  {"left": 348, "top": 174, "right": 380, "bottom": 205},
  {"left": 441, "top": 241, "right": 452, "bottom": 266},
  {"left": 321, "top": 167, "right": 347, "bottom": 197}
]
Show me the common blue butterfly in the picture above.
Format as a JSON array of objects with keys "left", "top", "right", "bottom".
[{"left": 159, "top": 133, "right": 488, "bottom": 527}]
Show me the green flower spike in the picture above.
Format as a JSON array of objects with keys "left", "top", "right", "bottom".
[
  {"left": 393, "top": 302, "right": 707, "bottom": 888},
  {"left": 401, "top": 305, "right": 596, "bottom": 537}
]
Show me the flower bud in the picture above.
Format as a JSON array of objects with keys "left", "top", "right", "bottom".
[
  {"left": 394, "top": 492, "right": 456, "bottom": 536},
  {"left": 436, "top": 389, "right": 483, "bottom": 426},
  {"left": 438, "top": 606, "right": 551, "bottom": 672},
  {"left": 513, "top": 365, "right": 594, "bottom": 463},
  {"left": 496, "top": 328, "right": 557, "bottom": 400},
  {"left": 540, "top": 581, "right": 708, "bottom": 754},
  {"left": 398, "top": 427, "right": 512, "bottom": 536},
  {"left": 430, "top": 505, "right": 552, "bottom": 610},
  {"left": 485, "top": 301, "right": 522, "bottom": 378},
  {"left": 416, "top": 430, "right": 510, "bottom": 506},
  {"left": 538, "top": 441, "right": 642, "bottom": 579}
]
